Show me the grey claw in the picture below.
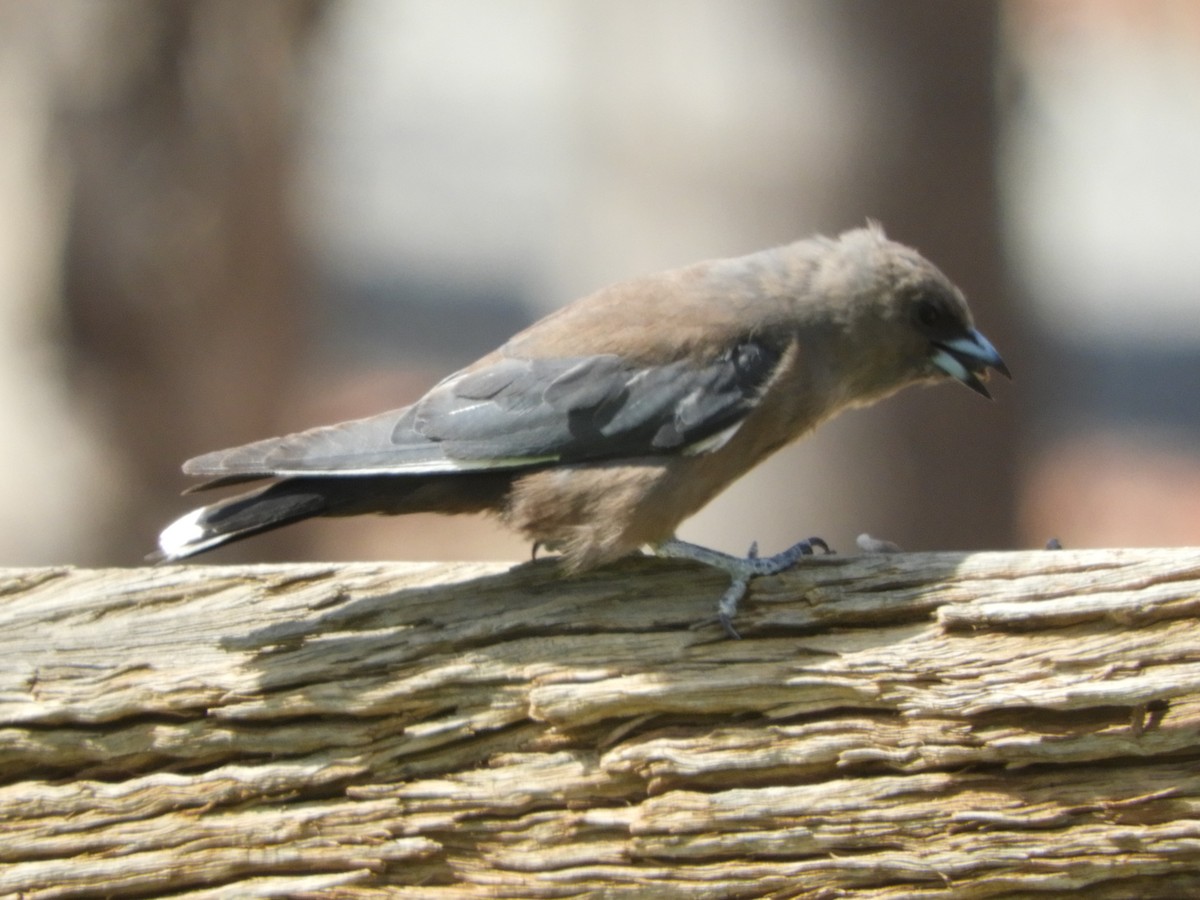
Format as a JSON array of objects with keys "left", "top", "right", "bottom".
[
  {"left": 718, "top": 610, "right": 742, "bottom": 640},
  {"left": 654, "top": 535, "right": 832, "bottom": 638}
]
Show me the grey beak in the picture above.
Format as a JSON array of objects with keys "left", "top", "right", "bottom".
[{"left": 931, "top": 329, "right": 1011, "bottom": 399}]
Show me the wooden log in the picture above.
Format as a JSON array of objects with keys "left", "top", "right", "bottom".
[{"left": 1, "top": 549, "right": 1199, "bottom": 898}]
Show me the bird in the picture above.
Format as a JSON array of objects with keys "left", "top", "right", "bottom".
[{"left": 155, "top": 223, "right": 1008, "bottom": 635}]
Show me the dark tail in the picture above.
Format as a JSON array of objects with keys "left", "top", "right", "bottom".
[
  {"left": 151, "top": 472, "right": 515, "bottom": 562},
  {"left": 151, "top": 480, "right": 330, "bottom": 562}
]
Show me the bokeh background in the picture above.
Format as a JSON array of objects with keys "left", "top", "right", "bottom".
[{"left": 2, "top": 0, "right": 1198, "bottom": 567}]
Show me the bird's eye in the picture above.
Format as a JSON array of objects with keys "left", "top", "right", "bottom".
[{"left": 915, "top": 300, "right": 943, "bottom": 328}]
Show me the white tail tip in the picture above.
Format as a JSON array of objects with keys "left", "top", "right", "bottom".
[{"left": 156, "top": 507, "right": 222, "bottom": 560}]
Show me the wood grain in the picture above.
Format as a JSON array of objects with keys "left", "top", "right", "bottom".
[{"left": 2, "top": 549, "right": 1198, "bottom": 897}]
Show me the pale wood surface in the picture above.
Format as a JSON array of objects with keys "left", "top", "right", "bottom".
[{"left": 2, "top": 549, "right": 1199, "bottom": 898}]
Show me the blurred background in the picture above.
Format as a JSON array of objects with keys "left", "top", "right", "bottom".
[{"left": 1, "top": 0, "right": 1198, "bottom": 567}]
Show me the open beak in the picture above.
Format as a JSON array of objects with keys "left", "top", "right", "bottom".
[{"left": 931, "top": 329, "right": 1011, "bottom": 399}]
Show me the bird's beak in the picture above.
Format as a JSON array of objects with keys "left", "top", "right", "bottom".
[{"left": 931, "top": 329, "right": 1011, "bottom": 399}]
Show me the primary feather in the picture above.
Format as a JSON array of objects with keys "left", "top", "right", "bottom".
[{"left": 183, "top": 340, "right": 784, "bottom": 482}]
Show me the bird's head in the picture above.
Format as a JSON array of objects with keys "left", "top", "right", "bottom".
[{"left": 818, "top": 225, "right": 1010, "bottom": 403}]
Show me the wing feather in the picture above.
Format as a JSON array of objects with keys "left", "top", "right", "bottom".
[{"left": 183, "top": 338, "right": 785, "bottom": 484}]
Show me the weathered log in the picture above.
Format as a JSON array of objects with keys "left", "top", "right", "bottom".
[{"left": 2, "top": 549, "right": 1199, "bottom": 898}]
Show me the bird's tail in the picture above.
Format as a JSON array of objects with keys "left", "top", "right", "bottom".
[
  {"left": 151, "top": 471, "right": 516, "bottom": 562},
  {"left": 151, "top": 480, "right": 329, "bottom": 562}
]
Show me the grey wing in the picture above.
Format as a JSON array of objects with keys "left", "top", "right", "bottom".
[{"left": 183, "top": 338, "right": 785, "bottom": 482}]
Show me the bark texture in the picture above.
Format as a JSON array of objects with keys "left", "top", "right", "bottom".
[{"left": 2, "top": 549, "right": 1199, "bottom": 897}]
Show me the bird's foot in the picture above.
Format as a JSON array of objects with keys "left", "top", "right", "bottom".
[{"left": 654, "top": 536, "right": 831, "bottom": 638}]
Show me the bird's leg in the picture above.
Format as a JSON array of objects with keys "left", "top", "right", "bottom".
[{"left": 653, "top": 536, "right": 831, "bottom": 639}]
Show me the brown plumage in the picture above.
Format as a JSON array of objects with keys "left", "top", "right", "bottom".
[{"left": 156, "top": 224, "right": 1008, "bottom": 632}]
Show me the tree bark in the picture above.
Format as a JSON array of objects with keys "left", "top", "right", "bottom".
[
  {"left": 2, "top": 549, "right": 1199, "bottom": 898},
  {"left": 54, "top": 0, "right": 323, "bottom": 565}
]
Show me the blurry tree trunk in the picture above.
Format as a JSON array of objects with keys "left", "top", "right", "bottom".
[
  {"left": 55, "top": 0, "right": 324, "bottom": 564},
  {"left": 824, "top": 1, "right": 1020, "bottom": 550}
]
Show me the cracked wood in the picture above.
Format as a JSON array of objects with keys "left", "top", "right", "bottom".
[{"left": 1, "top": 549, "right": 1199, "bottom": 898}]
